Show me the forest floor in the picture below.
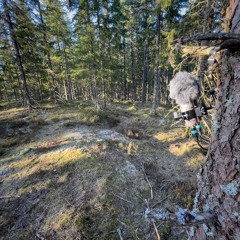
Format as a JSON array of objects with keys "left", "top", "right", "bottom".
[{"left": 0, "top": 101, "right": 204, "bottom": 240}]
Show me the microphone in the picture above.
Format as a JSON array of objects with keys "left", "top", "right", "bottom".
[{"left": 169, "top": 71, "right": 200, "bottom": 127}]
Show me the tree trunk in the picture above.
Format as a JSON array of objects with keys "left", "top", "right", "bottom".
[
  {"left": 3, "top": 0, "right": 32, "bottom": 109},
  {"left": 102, "top": 76, "right": 106, "bottom": 109},
  {"left": 131, "top": 41, "right": 137, "bottom": 101},
  {"left": 142, "top": 41, "right": 148, "bottom": 105},
  {"left": 36, "top": 72, "right": 43, "bottom": 101},
  {"left": 123, "top": 39, "right": 127, "bottom": 100},
  {"left": 197, "top": 0, "right": 214, "bottom": 88},
  {"left": 37, "top": 0, "right": 58, "bottom": 103},
  {"left": 63, "top": 78, "right": 68, "bottom": 101},
  {"left": 91, "top": 72, "right": 100, "bottom": 111},
  {"left": 192, "top": 1, "right": 240, "bottom": 239},
  {"left": 16, "top": 68, "right": 24, "bottom": 105},
  {"left": 151, "top": 12, "right": 161, "bottom": 114},
  {"left": 63, "top": 47, "right": 73, "bottom": 101}
]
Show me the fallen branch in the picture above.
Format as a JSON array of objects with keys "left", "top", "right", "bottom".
[
  {"left": 171, "top": 33, "right": 240, "bottom": 45},
  {"left": 111, "top": 192, "right": 132, "bottom": 204},
  {"left": 0, "top": 195, "right": 20, "bottom": 199},
  {"left": 140, "top": 160, "right": 153, "bottom": 200},
  {"left": 151, "top": 219, "right": 161, "bottom": 240},
  {"left": 117, "top": 227, "right": 125, "bottom": 240},
  {"left": 151, "top": 197, "right": 168, "bottom": 208}
]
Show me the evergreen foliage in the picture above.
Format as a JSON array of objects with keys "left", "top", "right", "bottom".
[{"left": 0, "top": 0, "right": 222, "bottom": 109}]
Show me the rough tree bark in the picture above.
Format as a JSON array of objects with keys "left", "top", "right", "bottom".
[{"left": 192, "top": 1, "right": 240, "bottom": 239}]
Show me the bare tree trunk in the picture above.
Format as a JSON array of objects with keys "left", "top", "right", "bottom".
[
  {"left": 36, "top": 72, "right": 43, "bottom": 101},
  {"left": 63, "top": 47, "right": 73, "bottom": 101},
  {"left": 102, "top": 76, "right": 106, "bottom": 109},
  {"left": 151, "top": 12, "right": 161, "bottom": 114},
  {"left": 37, "top": 0, "right": 58, "bottom": 103},
  {"left": 9, "top": 75, "right": 18, "bottom": 102},
  {"left": 92, "top": 74, "right": 100, "bottom": 111},
  {"left": 197, "top": 0, "right": 214, "bottom": 87},
  {"left": 63, "top": 78, "right": 68, "bottom": 101},
  {"left": 16, "top": 68, "right": 24, "bottom": 105},
  {"left": 192, "top": 2, "right": 240, "bottom": 239},
  {"left": 131, "top": 41, "right": 137, "bottom": 101},
  {"left": 142, "top": 41, "right": 148, "bottom": 105},
  {"left": 161, "top": 69, "right": 167, "bottom": 104},
  {"left": 3, "top": 0, "right": 32, "bottom": 109},
  {"left": 123, "top": 38, "right": 127, "bottom": 100}
]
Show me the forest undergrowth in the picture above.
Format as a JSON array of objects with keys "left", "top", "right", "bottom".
[{"left": 0, "top": 101, "right": 204, "bottom": 240}]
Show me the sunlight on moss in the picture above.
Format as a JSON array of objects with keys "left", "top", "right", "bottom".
[
  {"left": 60, "top": 113, "right": 79, "bottom": 119},
  {"left": 11, "top": 155, "right": 37, "bottom": 169},
  {"left": 8, "top": 148, "right": 91, "bottom": 180},
  {"left": 18, "top": 179, "right": 52, "bottom": 195},
  {"left": 185, "top": 155, "right": 204, "bottom": 169},
  {"left": 127, "top": 105, "right": 137, "bottom": 111},
  {"left": 42, "top": 103, "right": 57, "bottom": 109},
  {"left": 53, "top": 212, "right": 72, "bottom": 230},
  {"left": 34, "top": 148, "right": 90, "bottom": 169},
  {"left": 0, "top": 107, "right": 27, "bottom": 121},
  {"left": 154, "top": 131, "right": 182, "bottom": 142},
  {"left": 42, "top": 210, "right": 74, "bottom": 232},
  {"left": 169, "top": 144, "right": 192, "bottom": 156}
]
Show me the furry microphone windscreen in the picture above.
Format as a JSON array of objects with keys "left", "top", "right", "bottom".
[{"left": 169, "top": 71, "right": 200, "bottom": 105}]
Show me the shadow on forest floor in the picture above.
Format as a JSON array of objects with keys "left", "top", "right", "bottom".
[{"left": 0, "top": 101, "right": 205, "bottom": 240}]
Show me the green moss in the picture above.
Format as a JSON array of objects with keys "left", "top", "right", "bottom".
[
  {"left": 22, "top": 180, "right": 32, "bottom": 188},
  {"left": 127, "top": 105, "right": 137, "bottom": 111},
  {"left": 53, "top": 212, "right": 72, "bottom": 230},
  {"left": 159, "top": 220, "right": 172, "bottom": 239}
]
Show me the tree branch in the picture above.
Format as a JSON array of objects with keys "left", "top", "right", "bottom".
[{"left": 171, "top": 33, "right": 240, "bottom": 50}]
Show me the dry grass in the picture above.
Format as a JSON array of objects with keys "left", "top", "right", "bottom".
[
  {"left": 10, "top": 148, "right": 90, "bottom": 180},
  {"left": 0, "top": 107, "right": 28, "bottom": 122},
  {"left": 52, "top": 211, "right": 73, "bottom": 230},
  {"left": 0, "top": 137, "right": 20, "bottom": 148},
  {"left": 0, "top": 102, "right": 206, "bottom": 240},
  {"left": 38, "top": 136, "right": 64, "bottom": 151},
  {"left": 117, "top": 118, "right": 148, "bottom": 139},
  {"left": 169, "top": 143, "right": 192, "bottom": 156},
  {"left": 29, "top": 117, "right": 47, "bottom": 128}
]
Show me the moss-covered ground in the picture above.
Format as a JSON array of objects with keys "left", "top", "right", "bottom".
[{"left": 0, "top": 101, "right": 205, "bottom": 239}]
